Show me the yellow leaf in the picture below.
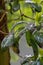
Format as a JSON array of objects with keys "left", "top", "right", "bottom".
[
  {"left": 38, "top": 47, "right": 43, "bottom": 56},
  {"left": 33, "top": 0, "right": 41, "bottom": 3}
]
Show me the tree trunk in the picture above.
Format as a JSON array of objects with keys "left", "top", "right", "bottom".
[{"left": 0, "top": 0, "right": 10, "bottom": 65}]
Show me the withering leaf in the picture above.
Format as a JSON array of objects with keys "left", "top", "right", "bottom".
[{"left": 12, "top": 37, "right": 20, "bottom": 54}]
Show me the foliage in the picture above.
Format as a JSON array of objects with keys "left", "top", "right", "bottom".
[{"left": 0, "top": 0, "right": 43, "bottom": 65}]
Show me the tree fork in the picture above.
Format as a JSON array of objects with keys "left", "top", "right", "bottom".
[{"left": 0, "top": 0, "right": 10, "bottom": 65}]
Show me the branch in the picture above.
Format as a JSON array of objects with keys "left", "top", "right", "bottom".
[
  {"left": 0, "top": 12, "right": 6, "bottom": 22},
  {"left": 0, "top": 30, "right": 8, "bottom": 35},
  {"left": 23, "top": 14, "right": 35, "bottom": 20}
]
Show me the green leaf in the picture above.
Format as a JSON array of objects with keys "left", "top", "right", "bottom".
[
  {"left": 12, "top": 0, "right": 20, "bottom": 12},
  {"left": 26, "top": 31, "right": 32, "bottom": 46},
  {"left": 31, "top": 37, "right": 38, "bottom": 60},
  {"left": 41, "top": 1, "right": 43, "bottom": 5},
  {"left": 34, "top": 32, "right": 43, "bottom": 48},
  {"left": 31, "top": 3, "right": 42, "bottom": 13},
  {"left": 25, "top": 2, "right": 42, "bottom": 13},
  {"left": 26, "top": 31, "right": 38, "bottom": 60},
  {"left": 13, "top": 3, "right": 20, "bottom": 12},
  {"left": 39, "top": 48, "right": 43, "bottom": 56},
  {"left": 20, "top": 1, "right": 32, "bottom": 20},
  {"left": 35, "top": 12, "right": 42, "bottom": 22},
  {"left": 33, "top": 0, "right": 41, "bottom": 3},
  {"left": 14, "top": 26, "right": 25, "bottom": 37},
  {"left": 1, "top": 33, "right": 14, "bottom": 49},
  {"left": 1, "top": 33, "right": 20, "bottom": 53},
  {"left": 35, "top": 4, "right": 42, "bottom": 13},
  {"left": 39, "top": 56, "right": 43, "bottom": 65},
  {"left": 5, "top": 3, "right": 11, "bottom": 11}
]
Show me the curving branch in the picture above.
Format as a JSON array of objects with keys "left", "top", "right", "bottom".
[
  {"left": 0, "top": 12, "right": 6, "bottom": 22},
  {"left": 0, "top": 30, "right": 8, "bottom": 35}
]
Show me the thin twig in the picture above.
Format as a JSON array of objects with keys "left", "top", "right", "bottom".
[
  {"left": 0, "top": 30, "right": 8, "bottom": 35},
  {"left": 23, "top": 14, "right": 35, "bottom": 20},
  {"left": 0, "top": 12, "right": 6, "bottom": 22}
]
